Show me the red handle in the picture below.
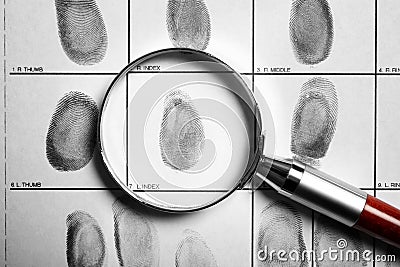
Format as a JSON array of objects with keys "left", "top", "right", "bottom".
[{"left": 354, "top": 194, "right": 400, "bottom": 248}]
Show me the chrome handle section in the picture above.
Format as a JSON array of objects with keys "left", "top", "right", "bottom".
[{"left": 286, "top": 160, "right": 367, "bottom": 226}]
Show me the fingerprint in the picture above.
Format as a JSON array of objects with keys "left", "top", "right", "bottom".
[
  {"left": 66, "top": 210, "right": 106, "bottom": 267},
  {"left": 55, "top": 0, "right": 108, "bottom": 65},
  {"left": 46, "top": 91, "right": 99, "bottom": 172},
  {"left": 290, "top": 77, "right": 337, "bottom": 167},
  {"left": 166, "top": 0, "right": 211, "bottom": 50},
  {"left": 257, "top": 201, "right": 307, "bottom": 266},
  {"left": 289, "top": 0, "right": 334, "bottom": 65},
  {"left": 112, "top": 198, "right": 160, "bottom": 267},
  {"left": 175, "top": 229, "right": 218, "bottom": 267},
  {"left": 314, "top": 215, "right": 368, "bottom": 266},
  {"left": 159, "top": 90, "right": 205, "bottom": 171}
]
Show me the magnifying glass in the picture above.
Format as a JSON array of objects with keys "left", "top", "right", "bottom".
[{"left": 99, "top": 48, "right": 400, "bottom": 248}]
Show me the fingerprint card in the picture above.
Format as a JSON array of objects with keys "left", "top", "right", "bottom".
[
  {"left": 0, "top": 5, "right": 4, "bottom": 263},
  {"left": 6, "top": 190, "right": 117, "bottom": 266},
  {"left": 2, "top": 0, "right": 400, "bottom": 266},
  {"left": 313, "top": 189, "right": 374, "bottom": 267},
  {"left": 375, "top": 192, "right": 400, "bottom": 267},
  {"left": 6, "top": 190, "right": 251, "bottom": 266},
  {"left": 6, "top": 0, "right": 127, "bottom": 72},
  {"left": 378, "top": 0, "right": 400, "bottom": 73},
  {"left": 377, "top": 77, "right": 400, "bottom": 190},
  {"left": 255, "top": 75, "right": 374, "bottom": 188},
  {"left": 255, "top": 0, "right": 375, "bottom": 73},
  {"left": 313, "top": 213, "right": 373, "bottom": 267},
  {"left": 127, "top": 72, "right": 256, "bottom": 192},
  {"left": 130, "top": 0, "right": 252, "bottom": 73},
  {"left": 254, "top": 190, "right": 313, "bottom": 266},
  {"left": 6, "top": 75, "right": 114, "bottom": 189}
]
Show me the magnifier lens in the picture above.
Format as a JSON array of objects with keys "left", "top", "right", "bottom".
[{"left": 100, "top": 49, "right": 274, "bottom": 211}]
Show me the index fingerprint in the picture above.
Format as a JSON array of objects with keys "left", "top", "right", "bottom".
[
  {"left": 66, "top": 210, "right": 106, "bottom": 267},
  {"left": 112, "top": 199, "right": 160, "bottom": 267},
  {"left": 166, "top": 0, "right": 211, "bottom": 50},
  {"left": 289, "top": 0, "right": 334, "bottom": 65},
  {"left": 46, "top": 91, "right": 99, "bottom": 172},
  {"left": 290, "top": 77, "right": 337, "bottom": 166},
  {"left": 175, "top": 229, "right": 218, "bottom": 267},
  {"left": 55, "top": 0, "right": 108, "bottom": 65},
  {"left": 159, "top": 90, "right": 205, "bottom": 171},
  {"left": 257, "top": 201, "right": 307, "bottom": 267},
  {"left": 314, "top": 215, "right": 368, "bottom": 266}
]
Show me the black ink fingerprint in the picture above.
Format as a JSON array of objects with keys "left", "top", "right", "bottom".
[
  {"left": 66, "top": 210, "right": 106, "bottom": 267},
  {"left": 55, "top": 0, "right": 108, "bottom": 65},
  {"left": 290, "top": 77, "right": 337, "bottom": 167},
  {"left": 112, "top": 198, "right": 160, "bottom": 267},
  {"left": 159, "top": 90, "right": 205, "bottom": 171},
  {"left": 46, "top": 91, "right": 98, "bottom": 172},
  {"left": 289, "top": 0, "right": 334, "bottom": 65},
  {"left": 257, "top": 201, "right": 307, "bottom": 266},
  {"left": 175, "top": 229, "right": 218, "bottom": 267},
  {"left": 166, "top": 0, "right": 211, "bottom": 50},
  {"left": 314, "top": 215, "right": 368, "bottom": 266}
]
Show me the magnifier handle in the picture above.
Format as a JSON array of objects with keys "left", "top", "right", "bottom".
[
  {"left": 354, "top": 194, "right": 400, "bottom": 249},
  {"left": 258, "top": 157, "right": 400, "bottom": 248}
]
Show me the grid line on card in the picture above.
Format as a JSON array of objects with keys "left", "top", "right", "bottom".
[
  {"left": 251, "top": 0, "right": 255, "bottom": 265},
  {"left": 126, "top": 0, "right": 130, "bottom": 187},
  {"left": 3, "top": 189, "right": 5, "bottom": 266},
  {"left": 10, "top": 187, "right": 235, "bottom": 191},
  {"left": 4, "top": 213, "right": 7, "bottom": 266},
  {"left": 9, "top": 72, "right": 119, "bottom": 76},
  {"left": 251, "top": 190, "right": 255, "bottom": 267},
  {"left": 372, "top": 0, "right": 378, "bottom": 267},
  {"left": 12, "top": 71, "right": 400, "bottom": 76},
  {"left": 373, "top": 0, "right": 378, "bottom": 265},
  {"left": 128, "top": 0, "right": 130, "bottom": 63},
  {"left": 374, "top": 0, "right": 378, "bottom": 199},
  {"left": 311, "top": 211, "right": 314, "bottom": 267},
  {"left": 10, "top": 186, "right": 394, "bottom": 192},
  {"left": 9, "top": 187, "right": 123, "bottom": 191},
  {"left": 3, "top": 0, "right": 6, "bottom": 265},
  {"left": 125, "top": 72, "right": 129, "bottom": 187},
  {"left": 8, "top": 188, "right": 232, "bottom": 193}
]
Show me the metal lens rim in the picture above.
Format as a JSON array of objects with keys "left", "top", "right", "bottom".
[{"left": 98, "top": 48, "right": 263, "bottom": 212}]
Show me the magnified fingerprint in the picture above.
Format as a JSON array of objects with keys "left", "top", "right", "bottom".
[
  {"left": 314, "top": 215, "right": 368, "bottom": 266},
  {"left": 159, "top": 90, "right": 205, "bottom": 171},
  {"left": 166, "top": 0, "right": 211, "bottom": 50},
  {"left": 46, "top": 91, "right": 99, "bottom": 172},
  {"left": 290, "top": 77, "right": 337, "bottom": 167},
  {"left": 55, "top": 0, "right": 108, "bottom": 65},
  {"left": 175, "top": 229, "right": 218, "bottom": 267},
  {"left": 112, "top": 199, "right": 160, "bottom": 267},
  {"left": 289, "top": 0, "right": 334, "bottom": 65},
  {"left": 66, "top": 210, "right": 106, "bottom": 267},
  {"left": 257, "top": 201, "right": 307, "bottom": 266}
]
